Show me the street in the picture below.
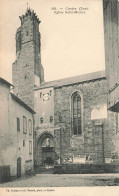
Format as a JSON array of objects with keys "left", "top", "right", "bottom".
[{"left": 0, "top": 173, "right": 119, "bottom": 187}]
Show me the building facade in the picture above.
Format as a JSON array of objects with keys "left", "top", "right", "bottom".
[
  {"left": 34, "top": 71, "right": 119, "bottom": 166},
  {"left": 10, "top": 8, "right": 119, "bottom": 172},
  {"left": 0, "top": 78, "right": 35, "bottom": 179}
]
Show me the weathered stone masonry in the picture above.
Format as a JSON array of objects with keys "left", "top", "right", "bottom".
[
  {"left": 11, "top": 8, "right": 119, "bottom": 168},
  {"left": 12, "top": 9, "right": 44, "bottom": 109},
  {"left": 54, "top": 77, "right": 118, "bottom": 164}
]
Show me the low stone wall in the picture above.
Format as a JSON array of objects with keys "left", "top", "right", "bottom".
[{"left": 54, "top": 164, "right": 119, "bottom": 174}]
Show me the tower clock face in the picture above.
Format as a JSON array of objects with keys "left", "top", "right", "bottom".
[{"left": 43, "top": 93, "right": 49, "bottom": 101}]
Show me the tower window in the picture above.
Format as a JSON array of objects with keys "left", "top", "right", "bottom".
[
  {"left": 40, "top": 92, "right": 42, "bottom": 98},
  {"left": 40, "top": 117, "right": 43, "bottom": 124},
  {"left": 50, "top": 90, "right": 52, "bottom": 96},
  {"left": 16, "top": 32, "right": 21, "bottom": 52},
  {"left": 25, "top": 63, "right": 29, "bottom": 67},
  {"left": 71, "top": 91, "right": 82, "bottom": 135},
  {"left": 26, "top": 30, "right": 29, "bottom": 36},
  {"left": 50, "top": 116, "right": 53, "bottom": 123}
]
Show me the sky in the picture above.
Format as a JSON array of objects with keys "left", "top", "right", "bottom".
[{"left": 0, "top": 0, "right": 105, "bottom": 83}]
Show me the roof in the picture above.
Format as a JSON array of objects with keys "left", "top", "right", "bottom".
[
  {"left": 35, "top": 70, "right": 106, "bottom": 90},
  {"left": 0, "top": 77, "right": 14, "bottom": 88},
  {"left": 11, "top": 93, "right": 36, "bottom": 114}
]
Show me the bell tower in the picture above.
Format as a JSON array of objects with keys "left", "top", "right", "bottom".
[{"left": 12, "top": 8, "right": 44, "bottom": 109}]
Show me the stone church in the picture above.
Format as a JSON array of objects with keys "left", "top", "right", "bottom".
[{"left": 12, "top": 8, "right": 119, "bottom": 172}]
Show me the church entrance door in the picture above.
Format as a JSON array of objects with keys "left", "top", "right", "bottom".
[
  {"left": 37, "top": 132, "right": 55, "bottom": 166},
  {"left": 42, "top": 147, "right": 54, "bottom": 165},
  {"left": 35, "top": 133, "right": 55, "bottom": 173}
]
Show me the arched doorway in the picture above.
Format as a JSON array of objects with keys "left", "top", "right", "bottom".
[{"left": 37, "top": 132, "right": 54, "bottom": 166}]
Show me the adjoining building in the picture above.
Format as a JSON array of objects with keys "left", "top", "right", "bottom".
[
  {"left": 103, "top": 0, "right": 119, "bottom": 112},
  {"left": 0, "top": 77, "right": 35, "bottom": 181}
]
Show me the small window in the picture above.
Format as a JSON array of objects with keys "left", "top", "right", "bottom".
[
  {"left": 23, "top": 140, "right": 25, "bottom": 147},
  {"left": 40, "top": 117, "right": 43, "bottom": 124},
  {"left": 50, "top": 90, "right": 52, "bottom": 96},
  {"left": 116, "top": 113, "right": 119, "bottom": 135},
  {"left": 59, "top": 115, "right": 62, "bottom": 122},
  {"left": 28, "top": 119, "right": 32, "bottom": 135},
  {"left": 17, "top": 118, "right": 20, "bottom": 131},
  {"left": 29, "top": 141, "right": 32, "bottom": 154},
  {"left": 23, "top": 116, "right": 27, "bottom": 134},
  {"left": 40, "top": 92, "right": 42, "bottom": 98},
  {"left": 50, "top": 116, "right": 53, "bottom": 123},
  {"left": 26, "top": 30, "right": 29, "bottom": 36}
]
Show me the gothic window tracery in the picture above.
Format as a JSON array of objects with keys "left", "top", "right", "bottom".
[{"left": 71, "top": 91, "right": 82, "bottom": 135}]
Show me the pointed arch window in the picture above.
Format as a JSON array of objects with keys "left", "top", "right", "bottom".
[{"left": 71, "top": 91, "right": 82, "bottom": 135}]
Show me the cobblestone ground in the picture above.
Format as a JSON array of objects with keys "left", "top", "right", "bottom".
[{"left": 0, "top": 174, "right": 119, "bottom": 187}]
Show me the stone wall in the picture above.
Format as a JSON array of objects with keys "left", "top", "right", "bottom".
[
  {"left": 34, "top": 87, "right": 54, "bottom": 128},
  {"left": 54, "top": 78, "right": 119, "bottom": 164},
  {"left": 0, "top": 81, "right": 34, "bottom": 177},
  {"left": 11, "top": 97, "right": 34, "bottom": 177},
  {"left": 12, "top": 42, "right": 35, "bottom": 109}
]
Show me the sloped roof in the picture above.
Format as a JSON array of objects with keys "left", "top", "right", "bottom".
[
  {"left": 35, "top": 70, "right": 105, "bottom": 90},
  {"left": 11, "top": 93, "right": 36, "bottom": 114},
  {"left": 0, "top": 77, "right": 14, "bottom": 87},
  {"left": 0, "top": 77, "right": 35, "bottom": 114}
]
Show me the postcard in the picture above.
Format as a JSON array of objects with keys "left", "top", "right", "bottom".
[{"left": 0, "top": 0, "right": 119, "bottom": 195}]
